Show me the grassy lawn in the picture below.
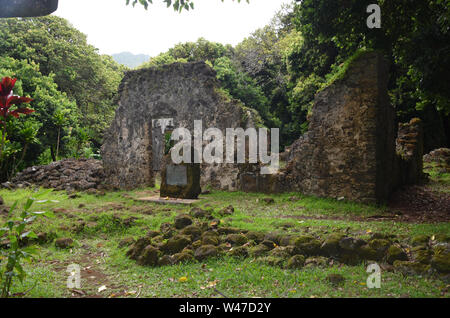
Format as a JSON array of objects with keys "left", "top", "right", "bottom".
[{"left": 1, "top": 180, "right": 449, "bottom": 298}]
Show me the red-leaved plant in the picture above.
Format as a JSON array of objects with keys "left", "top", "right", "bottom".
[{"left": 0, "top": 77, "right": 34, "bottom": 158}]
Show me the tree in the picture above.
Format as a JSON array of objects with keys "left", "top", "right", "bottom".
[{"left": 126, "top": 0, "right": 249, "bottom": 12}]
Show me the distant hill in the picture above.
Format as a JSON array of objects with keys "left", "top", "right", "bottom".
[{"left": 111, "top": 52, "right": 150, "bottom": 68}]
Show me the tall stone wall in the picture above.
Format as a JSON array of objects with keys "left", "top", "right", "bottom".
[
  {"left": 101, "top": 62, "right": 258, "bottom": 190},
  {"left": 255, "top": 51, "right": 398, "bottom": 203}
]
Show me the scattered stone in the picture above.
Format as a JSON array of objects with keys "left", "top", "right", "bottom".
[
  {"left": 158, "top": 255, "right": 173, "bottom": 266},
  {"left": 229, "top": 246, "right": 248, "bottom": 258},
  {"left": 55, "top": 238, "right": 74, "bottom": 249},
  {"left": 249, "top": 244, "right": 271, "bottom": 257},
  {"left": 411, "top": 235, "right": 430, "bottom": 247},
  {"left": 12, "top": 158, "right": 104, "bottom": 191},
  {"left": 180, "top": 225, "right": 202, "bottom": 241},
  {"left": 393, "top": 260, "right": 430, "bottom": 275},
  {"left": 190, "top": 207, "right": 212, "bottom": 219},
  {"left": 162, "top": 235, "right": 191, "bottom": 255},
  {"left": 259, "top": 256, "right": 285, "bottom": 267},
  {"left": 172, "top": 252, "right": 195, "bottom": 264},
  {"left": 194, "top": 245, "right": 219, "bottom": 261},
  {"left": 287, "top": 255, "right": 305, "bottom": 269},
  {"left": 225, "top": 234, "right": 248, "bottom": 246},
  {"left": 174, "top": 214, "right": 193, "bottom": 229},
  {"left": 218, "top": 205, "right": 234, "bottom": 216},
  {"left": 137, "top": 246, "right": 160, "bottom": 266},
  {"left": 304, "top": 256, "right": 329, "bottom": 268},
  {"left": 126, "top": 237, "right": 152, "bottom": 260},
  {"left": 431, "top": 248, "right": 450, "bottom": 274},
  {"left": 246, "top": 231, "right": 266, "bottom": 243},
  {"left": 386, "top": 245, "right": 408, "bottom": 264}
]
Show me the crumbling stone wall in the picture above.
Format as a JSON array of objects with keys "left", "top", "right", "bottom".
[
  {"left": 243, "top": 51, "right": 398, "bottom": 203},
  {"left": 101, "top": 62, "right": 258, "bottom": 190},
  {"left": 245, "top": 51, "right": 425, "bottom": 204},
  {"left": 395, "top": 118, "right": 426, "bottom": 185}
]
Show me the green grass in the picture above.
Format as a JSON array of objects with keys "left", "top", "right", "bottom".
[{"left": 0, "top": 178, "right": 449, "bottom": 298}]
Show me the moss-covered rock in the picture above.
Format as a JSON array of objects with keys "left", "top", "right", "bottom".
[
  {"left": 286, "top": 255, "right": 305, "bottom": 269},
  {"left": 393, "top": 260, "right": 430, "bottom": 275},
  {"left": 413, "top": 249, "right": 433, "bottom": 264},
  {"left": 137, "top": 246, "right": 160, "bottom": 266},
  {"left": 217, "top": 227, "right": 242, "bottom": 235},
  {"left": 261, "top": 240, "right": 277, "bottom": 249},
  {"left": 180, "top": 225, "right": 202, "bottom": 241},
  {"left": 259, "top": 256, "right": 285, "bottom": 267},
  {"left": 192, "top": 240, "right": 202, "bottom": 249},
  {"left": 246, "top": 231, "right": 265, "bottom": 243},
  {"left": 218, "top": 205, "right": 234, "bottom": 216},
  {"left": 160, "top": 222, "right": 175, "bottom": 239},
  {"left": 194, "top": 245, "right": 219, "bottom": 260},
  {"left": 431, "top": 249, "right": 450, "bottom": 273},
  {"left": 190, "top": 207, "right": 212, "bottom": 219},
  {"left": 434, "top": 234, "right": 450, "bottom": 243},
  {"left": 294, "top": 239, "right": 322, "bottom": 256},
  {"left": 127, "top": 237, "right": 151, "bottom": 260},
  {"left": 162, "top": 235, "right": 191, "bottom": 255},
  {"left": 386, "top": 245, "right": 408, "bottom": 265},
  {"left": 368, "top": 239, "right": 391, "bottom": 259},
  {"left": 411, "top": 235, "right": 430, "bottom": 247},
  {"left": 269, "top": 247, "right": 291, "bottom": 259},
  {"left": 158, "top": 255, "right": 173, "bottom": 266},
  {"left": 264, "top": 233, "right": 282, "bottom": 245},
  {"left": 279, "top": 235, "right": 294, "bottom": 247},
  {"left": 356, "top": 245, "right": 379, "bottom": 261},
  {"left": 202, "top": 236, "right": 219, "bottom": 246},
  {"left": 172, "top": 252, "right": 195, "bottom": 264},
  {"left": 293, "top": 235, "right": 315, "bottom": 245},
  {"left": 225, "top": 234, "right": 248, "bottom": 246},
  {"left": 320, "top": 234, "right": 345, "bottom": 256},
  {"left": 174, "top": 214, "right": 193, "bottom": 229},
  {"left": 249, "top": 244, "right": 271, "bottom": 257},
  {"left": 229, "top": 246, "right": 248, "bottom": 258},
  {"left": 304, "top": 256, "right": 329, "bottom": 268}
]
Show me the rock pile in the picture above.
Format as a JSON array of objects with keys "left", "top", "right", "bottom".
[
  {"left": 424, "top": 148, "right": 450, "bottom": 173},
  {"left": 10, "top": 158, "right": 105, "bottom": 192},
  {"left": 125, "top": 206, "right": 450, "bottom": 276}
]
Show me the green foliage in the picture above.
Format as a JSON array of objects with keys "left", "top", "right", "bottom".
[
  {"left": 126, "top": 0, "right": 249, "bottom": 12},
  {"left": 0, "top": 17, "right": 126, "bottom": 154},
  {"left": 0, "top": 195, "right": 55, "bottom": 298}
]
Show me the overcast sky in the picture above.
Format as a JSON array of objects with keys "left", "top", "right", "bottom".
[{"left": 54, "top": 0, "right": 292, "bottom": 57}]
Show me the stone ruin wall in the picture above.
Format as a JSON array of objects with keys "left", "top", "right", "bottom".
[
  {"left": 241, "top": 51, "right": 424, "bottom": 204},
  {"left": 101, "top": 62, "right": 258, "bottom": 191}
]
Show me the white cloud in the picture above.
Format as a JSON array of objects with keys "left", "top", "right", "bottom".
[{"left": 54, "top": 0, "right": 292, "bottom": 56}]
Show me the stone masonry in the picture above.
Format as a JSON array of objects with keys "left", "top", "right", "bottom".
[{"left": 101, "top": 62, "right": 259, "bottom": 190}]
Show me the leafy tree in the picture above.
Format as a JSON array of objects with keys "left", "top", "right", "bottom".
[
  {"left": 0, "top": 17, "right": 125, "bottom": 149},
  {"left": 126, "top": 0, "right": 249, "bottom": 12}
]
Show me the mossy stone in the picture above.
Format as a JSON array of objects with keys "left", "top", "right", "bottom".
[
  {"left": 249, "top": 244, "right": 271, "bottom": 257},
  {"left": 413, "top": 249, "right": 433, "bottom": 264},
  {"left": 269, "top": 247, "right": 291, "bottom": 259},
  {"left": 194, "top": 245, "right": 219, "bottom": 260},
  {"left": 294, "top": 239, "right": 322, "bottom": 256},
  {"left": 293, "top": 235, "right": 315, "bottom": 246},
  {"left": 137, "top": 246, "right": 160, "bottom": 266},
  {"left": 261, "top": 240, "right": 277, "bottom": 249},
  {"left": 158, "top": 255, "right": 173, "bottom": 266},
  {"left": 434, "top": 234, "right": 450, "bottom": 243},
  {"left": 386, "top": 245, "right": 408, "bottom": 265},
  {"left": 411, "top": 235, "right": 429, "bottom": 246},
  {"left": 393, "top": 260, "right": 430, "bottom": 275},
  {"left": 304, "top": 256, "right": 329, "bottom": 268},
  {"left": 225, "top": 234, "right": 248, "bottom": 246},
  {"left": 264, "top": 233, "right": 282, "bottom": 245},
  {"left": 246, "top": 231, "right": 265, "bottom": 243},
  {"left": 368, "top": 239, "right": 391, "bottom": 258},
  {"left": 287, "top": 255, "right": 305, "bottom": 269},
  {"left": 259, "top": 256, "right": 285, "bottom": 267},
  {"left": 202, "top": 236, "right": 219, "bottom": 246},
  {"left": 279, "top": 235, "right": 294, "bottom": 247},
  {"left": 172, "top": 252, "right": 195, "bottom": 264},
  {"left": 162, "top": 235, "right": 191, "bottom": 255},
  {"left": 229, "top": 246, "right": 249, "bottom": 258},
  {"left": 431, "top": 250, "right": 450, "bottom": 273},
  {"left": 174, "top": 214, "right": 193, "bottom": 229},
  {"left": 180, "top": 225, "right": 202, "bottom": 241},
  {"left": 357, "top": 245, "right": 379, "bottom": 261},
  {"left": 192, "top": 240, "right": 202, "bottom": 249},
  {"left": 146, "top": 230, "right": 160, "bottom": 238},
  {"left": 118, "top": 237, "right": 135, "bottom": 248},
  {"left": 321, "top": 234, "right": 345, "bottom": 256},
  {"left": 55, "top": 238, "right": 74, "bottom": 249},
  {"left": 127, "top": 237, "right": 151, "bottom": 260}
]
